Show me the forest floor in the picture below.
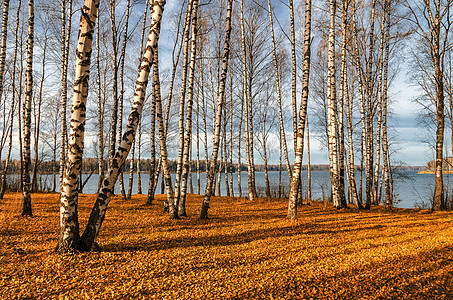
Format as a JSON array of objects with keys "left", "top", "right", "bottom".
[{"left": 1, "top": 193, "right": 453, "bottom": 299}]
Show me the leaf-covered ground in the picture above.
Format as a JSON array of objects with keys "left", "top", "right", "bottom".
[{"left": 1, "top": 192, "right": 453, "bottom": 299}]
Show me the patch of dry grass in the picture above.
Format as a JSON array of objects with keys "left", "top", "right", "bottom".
[{"left": 1, "top": 193, "right": 453, "bottom": 299}]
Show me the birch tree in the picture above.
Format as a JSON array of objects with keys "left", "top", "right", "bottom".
[
  {"left": 240, "top": 0, "right": 257, "bottom": 201},
  {"left": 406, "top": 0, "right": 452, "bottom": 210},
  {"left": 59, "top": 0, "right": 72, "bottom": 192},
  {"left": 56, "top": 0, "right": 100, "bottom": 253},
  {"left": 79, "top": 0, "right": 168, "bottom": 250},
  {"left": 0, "top": 0, "right": 14, "bottom": 200},
  {"left": 200, "top": 0, "right": 233, "bottom": 219},
  {"left": 179, "top": 0, "right": 199, "bottom": 216},
  {"left": 288, "top": 0, "right": 311, "bottom": 219},
  {"left": 22, "top": 0, "right": 35, "bottom": 216},
  {"left": 0, "top": 0, "right": 10, "bottom": 112}
]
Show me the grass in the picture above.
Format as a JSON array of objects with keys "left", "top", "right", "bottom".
[{"left": 1, "top": 192, "right": 453, "bottom": 299}]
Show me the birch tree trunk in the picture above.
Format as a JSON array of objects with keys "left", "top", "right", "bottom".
[
  {"left": 306, "top": 116, "right": 312, "bottom": 202},
  {"left": 240, "top": 0, "right": 257, "bottom": 201},
  {"left": 96, "top": 7, "right": 105, "bottom": 193},
  {"left": 80, "top": 0, "right": 167, "bottom": 251},
  {"left": 337, "top": 0, "right": 349, "bottom": 207},
  {"left": 146, "top": 93, "right": 157, "bottom": 205},
  {"left": 288, "top": 0, "right": 311, "bottom": 219},
  {"left": 365, "top": 0, "right": 377, "bottom": 209},
  {"left": 22, "top": 0, "right": 34, "bottom": 216},
  {"left": 345, "top": 66, "right": 361, "bottom": 207},
  {"left": 196, "top": 86, "right": 200, "bottom": 195},
  {"left": 174, "top": 0, "right": 194, "bottom": 208},
  {"left": 117, "top": 0, "right": 131, "bottom": 200},
  {"left": 229, "top": 74, "right": 234, "bottom": 196},
  {"left": 373, "top": 2, "right": 386, "bottom": 205},
  {"left": 0, "top": 0, "right": 17, "bottom": 200},
  {"left": 31, "top": 28, "right": 47, "bottom": 192},
  {"left": 224, "top": 104, "right": 230, "bottom": 197},
  {"left": 0, "top": 0, "right": 10, "bottom": 114},
  {"left": 127, "top": 141, "right": 135, "bottom": 199},
  {"left": 267, "top": 0, "right": 292, "bottom": 183},
  {"left": 59, "top": 0, "right": 72, "bottom": 192},
  {"left": 289, "top": 0, "right": 297, "bottom": 154},
  {"left": 432, "top": 2, "right": 445, "bottom": 211},
  {"left": 179, "top": 0, "right": 199, "bottom": 216},
  {"left": 18, "top": 23, "right": 25, "bottom": 193},
  {"left": 137, "top": 124, "right": 142, "bottom": 194},
  {"left": 326, "top": 0, "right": 344, "bottom": 208},
  {"left": 200, "top": 0, "right": 233, "bottom": 219},
  {"left": 56, "top": 0, "right": 99, "bottom": 253},
  {"left": 351, "top": 1, "right": 368, "bottom": 207},
  {"left": 382, "top": 0, "right": 392, "bottom": 207},
  {"left": 237, "top": 93, "right": 243, "bottom": 198}
]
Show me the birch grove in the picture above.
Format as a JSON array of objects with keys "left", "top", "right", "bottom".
[{"left": 0, "top": 0, "right": 451, "bottom": 255}]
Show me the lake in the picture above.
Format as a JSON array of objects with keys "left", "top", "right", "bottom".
[{"left": 23, "top": 170, "right": 450, "bottom": 209}]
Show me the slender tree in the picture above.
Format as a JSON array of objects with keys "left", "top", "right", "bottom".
[
  {"left": 200, "top": 0, "right": 233, "bottom": 219},
  {"left": 179, "top": 0, "right": 199, "bottom": 216},
  {"left": 267, "top": 0, "right": 292, "bottom": 184},
  {"left": 22, "top": 0, "right": 35, "bottom": 216},
  {"left": 406, "top": 0, "right": 451, "bottom": 210},
  {"left": 0, "top": 0, "right": 10, "bottom": 111},
  {"left": 240, "top": 0, "right": 257, "bottom": 201},
  {"left": 59, "top": 0, "right": 72, "bottom": 192},
  {"left": 382, "top": 0, "right": 392, "bottom": 207},
  {"left": 288, "top": 0, "right": 312, "bottom": 219},
  {"left": 0, "top": 0, "right": 18, "bottom": 200},
  {"left": 174, "top": 0, "right": 194, "bottom": 208}
]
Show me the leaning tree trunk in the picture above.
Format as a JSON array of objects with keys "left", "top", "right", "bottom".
[
  {"left": 200, "top": 0, "right": 233, "bottom": 219},
  {"left": 79, "top": 1, "right": 167, "bottom": 251},
  {"left": 22, "top": 0, "right": 34, "bottom": 216},
  {"left": 56, "top": 0, "right": 100, "bottom": 253},
  {"left": 287, "top": 0, "right": 311, "bottom": 219}
]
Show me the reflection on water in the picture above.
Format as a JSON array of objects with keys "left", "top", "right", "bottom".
[{"left": 9, "top": 170, "right": 449, "bottom": 209}]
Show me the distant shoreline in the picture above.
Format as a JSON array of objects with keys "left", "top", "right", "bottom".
[{"left": 417, "top": 170, "right": 453, "bottom": 174}]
